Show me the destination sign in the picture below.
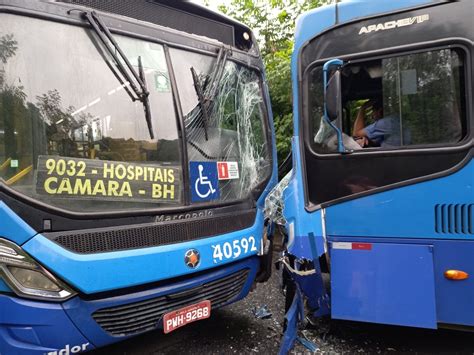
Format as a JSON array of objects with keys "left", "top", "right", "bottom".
[{"left": 36, "top": 156, "right": 181, "bottom": 203}]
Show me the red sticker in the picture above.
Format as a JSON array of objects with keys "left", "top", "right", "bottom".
[
  {"left": 352, "top": 243, "right": 372, "bottom": 250},
  {"left": 217, "top": 162, "right": 229, "bottom": 180},
  {"left": 217, "top": 162, "right": 239, "bottom": 180}
]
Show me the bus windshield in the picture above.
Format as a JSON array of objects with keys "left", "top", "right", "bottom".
[{"left": 0, "top": 14, "right": 271, "bottom": 212}]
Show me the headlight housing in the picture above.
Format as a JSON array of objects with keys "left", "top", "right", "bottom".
[{"left": 0, "top": 238, "right": 75, "bottom": 301}]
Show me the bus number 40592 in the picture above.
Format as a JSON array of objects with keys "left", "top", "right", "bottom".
[{"left": 212, "top": 236, "right": 258, "bottom": 263}]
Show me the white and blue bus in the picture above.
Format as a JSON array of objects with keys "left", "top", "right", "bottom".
[
  {"left": 277, "top": 0, "right": 473, "bottom": 352},
  {"left": 0, "top": 1, "right": 277, "bottom": 353}
]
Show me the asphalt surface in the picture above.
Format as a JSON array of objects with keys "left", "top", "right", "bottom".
[{"left": 91, "top": 254, "right": 474, "bottom": 354}]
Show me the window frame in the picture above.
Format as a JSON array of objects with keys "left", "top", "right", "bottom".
[
  {"left": 302, "top": 41, "right": 473, "bottom": 159},
  {"left": 0, "top": 7, "right": 274, "bottom": 219},
  {"left": 169, "top": 46, "right": 274, "bottom": 207}
]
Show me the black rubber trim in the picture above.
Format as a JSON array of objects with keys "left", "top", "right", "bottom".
[{"left": 44, "top": 208, "right": 256, "bottom": 254}]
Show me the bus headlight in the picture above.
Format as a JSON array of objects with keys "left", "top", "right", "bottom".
[{"left": 0, "top": 238, "right": 75, "bottom": 301}]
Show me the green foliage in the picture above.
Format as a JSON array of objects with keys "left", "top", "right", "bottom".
[
  {"left": 217, "top": 0, "right": 328, "bottom": 162},
  {"left": 0, "top": 34, "right": 17, "bottom": 64}
]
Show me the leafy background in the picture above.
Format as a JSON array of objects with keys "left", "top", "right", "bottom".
[{"left": 203, "top": 0, "right": 331, "bottom": 162}]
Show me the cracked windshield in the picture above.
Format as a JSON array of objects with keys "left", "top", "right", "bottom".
[{"left": 0, "top": 14, "right": 271, "bottom": 212}]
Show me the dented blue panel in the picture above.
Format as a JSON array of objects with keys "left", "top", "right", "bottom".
[
  {"left": 330, "top": 241, "right": 437, "bottom": 328},
  {"left": 282, "top": 138, "right": 325, "bottom": 260}
]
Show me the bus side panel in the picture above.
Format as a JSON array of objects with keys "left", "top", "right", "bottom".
[
  {"left": 434, "top": 240, "right": 474, "bottom": 326},
  {"left": 330, "top": 241, "right": 437, "bottom": 328}
]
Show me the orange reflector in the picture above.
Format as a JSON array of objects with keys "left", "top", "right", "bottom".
[{"left": 444, "top": 270, "right": 469, "bottom": 280}]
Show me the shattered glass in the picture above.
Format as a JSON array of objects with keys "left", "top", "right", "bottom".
[
  {"left": 264, "top": 171, "right": 292, "bottom": 225},
  {"left": 172, "top": 47, "right": 272, "bottom": 202}
]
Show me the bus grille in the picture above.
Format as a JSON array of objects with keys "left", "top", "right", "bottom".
[
  {"left": 92, "top": 269, "right": 249, "bottom": 336},
  {"left": 435, "top": 204, "right": 474, "bottom": 234},
  {"left": 45, "top": 209, "right": 255, "bottom": 254}
]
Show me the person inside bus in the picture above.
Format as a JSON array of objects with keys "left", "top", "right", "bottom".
[{"left": 352, "top": 99, "right": 406, "bottom": 148}]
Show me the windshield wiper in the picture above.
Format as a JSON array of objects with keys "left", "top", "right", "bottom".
[
  {"left": 80, "top": 11, "right": 155, "bottom": 139},
  {"left": 138, "top": 56, "right": 154, "bottom": 140},
  {"left": 207, "top": 47, "right": 229, "bottom": 99},
  {"left": 190, "top": 67, "right": 210, "bottom": 141},
  {"left": 188, "top": 47, "right": 229, "bottom": 141}
]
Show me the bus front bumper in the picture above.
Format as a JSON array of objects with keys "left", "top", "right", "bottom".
[{"left": 0, "top": 256, "right": 258, "bottom": 354}]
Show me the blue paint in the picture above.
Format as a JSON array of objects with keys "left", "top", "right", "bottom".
[
  {"left": 0, "top": 295, "right": 93, "bottom": 355},
  {"left": 278, "top": 286, "right": 304, "bottom": 355},
  {"left": 23, "top": 211, "right": 265, "bottom": 293},
  {"left": 0, "top": 278, "right": 11, "bottom": 293},
  {"left": 432, "top": 240, "right": 474, "bottom": 326},
  {"left": 294, "top": 0, "right": 442, "bottom": 50},
  {"left": 189, "top": 161, "right": 219, "bottom": 202},
  {"left": 325, "top": 160, "right": 474, "bottom": 240},
  {"left": 282, "top": 140, "right": 325, "bottom": 260},
  {"left": 330, "top": 241, "right": 437, "bottom": 328},
  {"left": 329, "top": 236, "right": 474, "bottom": 327},
  {"left": 285, "top": 0, "right": 468, "bottom": 343},
  {"left": 337, "top": 0, "right": 442, "bottom": 23},
  {"left": 0, "top": 258, "right": 258, "bottom": 352},
  {"left": 63, "top": 257, "right": 259, "bottom": 347},
  {"left": 0, "top": 201, "right": 36, "bottom": 245},
  {"left": 297, "top": 336, "right": 319, "bottom": 353}
]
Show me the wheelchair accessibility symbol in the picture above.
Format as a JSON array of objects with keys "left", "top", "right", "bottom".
[{"left": 190, "top": 161, "right": 219, "bottom": 202}]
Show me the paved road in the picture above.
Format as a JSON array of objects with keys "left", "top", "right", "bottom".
[{"left": 91, "top": 257, "right": 474, "bottom": 354}]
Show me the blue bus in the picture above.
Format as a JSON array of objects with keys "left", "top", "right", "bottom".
[
  {"left": 277, "top": 0, "right": 473, "bottom": 351},
  {"left": 0, "top": 1, "right": 277, "bottom": 353}
]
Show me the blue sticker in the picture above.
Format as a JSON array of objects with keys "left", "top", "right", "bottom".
[{"left": 190, "top": 161, "right": 219, "bottom": 202}]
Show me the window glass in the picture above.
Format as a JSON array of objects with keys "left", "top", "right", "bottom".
[
  {"left": 382, "top": 49, "right": 464, "bottom": 146},
  {"left": 170, "top": 48, "right": 271, "bottom": 203},
  {"left": 308, "top": 48, "right": 466, "bottom": 152},
  {"left": 0, "top": 14, "right": 182, "bottom": 212}
]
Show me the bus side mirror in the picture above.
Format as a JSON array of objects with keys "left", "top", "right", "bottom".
[
  {"left": 325, "top": 70, "right": 342, "bottom": 122},
  {"left": 323, "top": 58, "right": 345, "bottom": 153}
]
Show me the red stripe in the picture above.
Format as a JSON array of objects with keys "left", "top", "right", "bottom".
[{"left": 352, "top": 243, "right": 372, "bottom": 250}]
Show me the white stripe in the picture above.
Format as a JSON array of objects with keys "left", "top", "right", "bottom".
[
  {"left": 321, "top": 208, "right": 328, "bottom": 254},
  {"left": 332, "top": 242, "right": 352, "bottom": 250}
]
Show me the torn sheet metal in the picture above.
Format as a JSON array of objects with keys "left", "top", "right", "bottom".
[
  {"left": 278, "top": 254, "right": 330, "bottom": 354},
  {"left": 281, "top": 254, "right": 330, "bottom": 317},
  {"left": 278, "top": 285, "right": 305, "bottom": 355},
  {"left": 297, "top": 334, "right": 319, "bottom": 353},
  {"left": 253, "top": 305, "right": 272, "bottom": 319}
]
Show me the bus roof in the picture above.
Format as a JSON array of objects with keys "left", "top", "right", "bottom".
[
  {"left": 51, "top": 0, "right": 254, "bottom": 50},
  {"left": 294, "top": 0, "right": 452, "bottom": 50}
]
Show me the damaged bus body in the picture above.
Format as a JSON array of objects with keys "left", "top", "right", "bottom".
[
  {"left": 0, "top": 0, "right": 277, "bottom": 353},
  {"left": 276, "top": 0, "right": 473, "bottom": 351}
]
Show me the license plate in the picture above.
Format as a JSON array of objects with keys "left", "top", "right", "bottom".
[{"left": 163, "top": 300, "right": 211, "bottom": 334}]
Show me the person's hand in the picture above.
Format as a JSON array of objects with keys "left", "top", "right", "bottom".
[{"left": 354, "top": 136, "right": 368, "bottom": 147}]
